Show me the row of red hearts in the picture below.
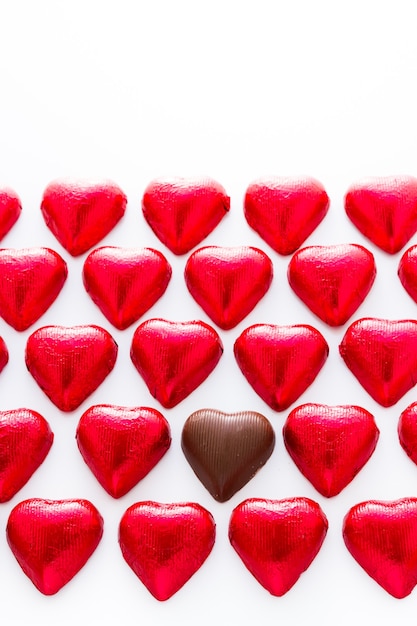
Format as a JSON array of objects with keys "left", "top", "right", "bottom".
[
  {"left": 5, "top": 496, "right": 417, "bottom": 601},
  {"left": 2, "top": 176, "right": 417, "bottom": 258}
]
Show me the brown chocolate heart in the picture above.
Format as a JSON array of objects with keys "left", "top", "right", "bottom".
[{"left": 181, "top": 409, "right": 275, "bottom": 502}]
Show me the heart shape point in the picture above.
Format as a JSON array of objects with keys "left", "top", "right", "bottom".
[
  {"left": 83, "top": 247, "right": 172, "bottom": 330},
  {"left": 288, "top": 244, "right": 376, "bottom": 326},
  {"left": 339, "top": 318, "right": 417, "bottom": 406},
  {"left": 244, "top": 176, "right": 329, "bottom": 255},
  {"left": 345, "top": 175, "right": 417, "bottom": 254},
  {"left": 7, "top": 498, "right": 103, "bottom": 595},
  {"left": 0, "top": 409, "right": 54, "bottom": 502},
  {"left": 0, "top": 247, "right": 67, "bottom": 330},
  {"left": 41, "top": 179, "right": 127, "bottom": 256},
  {"left": 25, "top": 325, "right": 118, "bottom": 411},
  {"left": 119, "top": 501, "right": 216, "bottom": 601},
  {"left": 343, "top": 498, "right": 417, "bottom": 598},
  {"left": 130, "top": 319, "right": 223, "bottom": 408},
  {"left": 229, "top": 497, "right": 328, "bottom": 596},
  {"left": 283, "top": 403, "right": 379, "bottom": 497},
  {"left": 234, "top": 324, "right": 329, "bottom": 411},
  {"left": 76, "top": 405, "right": 171, "bottom": 498},
  {"left": 0, "top": 188, "right": 22, "bottom": 240},
  {"left": 142, "top": 177, "right": 230, "bottom": 255},
  {"left": 181, "top": 409, "right": 275, "bottom": 502},
  {"left": 185, "top": 246, "right": 273, "bottom": 330}
]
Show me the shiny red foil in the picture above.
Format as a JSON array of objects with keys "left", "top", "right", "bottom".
[
  {"left": 119, "top": 501, "right": 216, "bottom": 601},
  {"left": 244, "top": 177, "right": 329, "bottom": 255},
  {"left": 76, "top": 405, "right": 171, "bottom": 498},
  {"left": 142, "top": 177, "right": 230, "bottom": 255},
  {"left": 339, "top": 318, "right": 417, "bottom": 406},
  {"left": 0, "top": 247, "right": 67, "bottom": 330},
  {"left": 6, "top": 498, "right": 103, "bottom": 595},
  {"left": 130, "top": 318, "right": 223, "bottom": 408},
  {"left": 345, "top": 175, "right": 417, "bottom": 254},
  {"left": 229, "top": 497, "right": 328, "bottom": 596},
  {"left": 181, "top": 409, "right": 275, "bottom": 502},
  {"left": 25, "top": 325, "right": 118, "bottom": 411},
  {"left": 82, "top": 246, "right": 172, "bottom": 330},
  {"left": 184, "top": 246, "right": 273, "bottom": 330},
  {"left": 288, "top": 244, "right": 376, "bottom": 326},
  {"left": 0, "top": 409, "right": 53, "bottom": 502},
  {"left": 283, "top": 403, "right": 379, "bottom": 497},
  {"left": 41, "top": 179, "right": 127, "bottom": 256},
  {"left": 398, "top": 402, "right": 417, "bottom": 466},
  {"left": 398, "top": 245, "right": 417, "bottom": 303},
  {"left": 0, "top": 188, "right": 22, "bottom": 240},
  {"left": 343, "top": 498, "right": 417, "bottom": 598},
  {"left": 234, "top": 324, "right": 329, "bottom": 411},
  {"left": 0, "top": 336, "right": 8, "bottom": 373}
]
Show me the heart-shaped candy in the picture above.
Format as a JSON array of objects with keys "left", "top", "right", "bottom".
[
  {"left": 283, "top": 403, "right": 379, "bottom": 497},
  {"left": 234, "top": 324, "right": 329, "bottom": 411},
  {"left": 0, "top": 409, "right": 53, "bottom": 502},
  {"left": 185, "top": 246, "right": 273, "bottom": 330},
  {"left": 41, "top": 179, "right": 127, "bottom": 256},
  {"left": 119, "top": 501, "right": 215, "bottom": 601},
  {"left": 287, "top": 244, "right": 376, "bottom": 326},
  {"left": 345, "top": 176, "right": 417, "bottom": 254},
  {"left": 130, "top": 319, "right": 223, "bottom": 408},
  {"left": 82, "top": 247, "right": 172, "bottom": 330},
  {"left": 7, "top": 498, "right": 103, "bottom": 595},
  {"left": 229, "top": 497, "right": 328, "bottom": 596},
  {"left": 339, "top": 318, "right": 417, "bottom": 406},
  {"left": 76, "top": 405, "right": 171, "bottom": 498},
  {"left": 142, "top": 177, "right": 230, "bottom": 255},
  {"left": 0, "top": 188, "right": 22, "bottom": 240},
  {"left": 398, "top": 402, "right": 417, "bottom": 466},
  {"left": 244, "top": 177, "right": 329, "bottom": 255},
  {"left": 0, "top": 336, "right": 8, "bottom": 373},
  {"left": 181, "top": 409, "right": 275, "bottom": 502},
  {"left": 25, "top": 325, "right": 118, "bottom": 411},
  {"left": 398, "top": 245, "right": 417, "bottom": 303},
  {"left": 0, "top": 247, "right": 67, "bottom": 330},
  {"left": 343, "top": 498, "right": 417, "bottom": 598}
]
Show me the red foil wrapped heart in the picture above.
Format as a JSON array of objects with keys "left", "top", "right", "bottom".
[
  {"left": 244, "top": 177, "right": 329, "bottom": 255},
  {"left": 398, "top": 402, "right": 417, "bottom": 466},
  {"left": 7, "top": 498, "right": 103, "bottom": 595},
  {"left": 181, "top": 409, "right": 275, "bottom": 502},
  {"left": 76, "top": 405, "right": 171, "bottom": 498},
  {"left": 0, "top": 247, "right": 67, "bottom": 330},
  {"left": 229, "top": 497, "right": 328, "bottom": 596},
  {"left": 345, "top": 176, "right": 417, "bottom": 254},
  {"left": 343, "top": 498, "right": 417, "bottom": 598},
  {"left": 41, "top": 179, "right": 127, "bottom": 256},
  {"left": 184, "top": 246, "right": 273, "bottom": 330},
  {"left": 25, "top": 325, "right": 118, "bottom": 411},
  {"left": 0, "top": 336, "right": 8, "bottom": 374},
  {"left": 0, "top": 188, "right": 22, "bottom": 240},
  {"left": 398, "top": 245, "right": 417, "bottom": 303},
  {"left": 234, "top": 324, "right": 329, "bottom": 411},
  {"left": 0, "top": 409, "right": 53, "bottom": 502},
  {"left": 130, "top": 319, "right": 223, "bottom": 408},
  {"left": 287, "top": 244, "right": 376, "bottom": 326},
  {"left": 82, "top": 247, "right": 172, "bottom": 330},
  {"left": 339, "top": 318, "right": 417, "bottom": 406},
  {"left": 142, "top": 177, "right": 230, "bottom": 255},
  {"left": 283, "top": 403, "right": 379, "bottom": 497},
  {"left": 119, "top": 501, "right": 216, "bottom": 601}
]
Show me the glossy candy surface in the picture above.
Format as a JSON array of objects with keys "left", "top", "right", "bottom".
[
  {"left": 181, "top": 409, "right": 275, "bottom": 502},
  {"left": 343, "top": 498, "right": 417, "bottom": 598},
  {"left": 7, "top": 498, "right": 103, "bottom": 595},
  {"left": 25, "top": 325, "right": 118, "bottom": 411},
  {"left": 398, "top": 402, "right": 417, "bottom": 466},
  {"left": 0, "top": 188, "right": 22, "bottom": 240},
  {"left": 398, "top": 245, "right": 417, "bottom": 303},
  {"left": 83, "top": 246, "right": 172, "bottom": 330},
  {"left": 185, "top": 246, "right": 273, "bottom": 330},
  {"left": 283, "top": 403, "right": 379, "bottom": 497},
  {"left": 229, "top": 497, "right": 328, "bottom": 596},
  {"left": 130, "top": 319, "right": 223, "bottom": 408},
  {"left": 76, "top": 405, "right": 171, "bottom": 498},
  {"left": 234, "top": 324, "right": 328, "bottom": 411},
  {"left": 119, "top": 501, "right": 216, "bottom": 601},
  {"left": 244, "top": 177, "right": 329, "bottom": 255}
]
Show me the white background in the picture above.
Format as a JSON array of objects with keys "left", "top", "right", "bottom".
[{"left": 1, "top": 1, "right": 417, "bottom": 624}]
